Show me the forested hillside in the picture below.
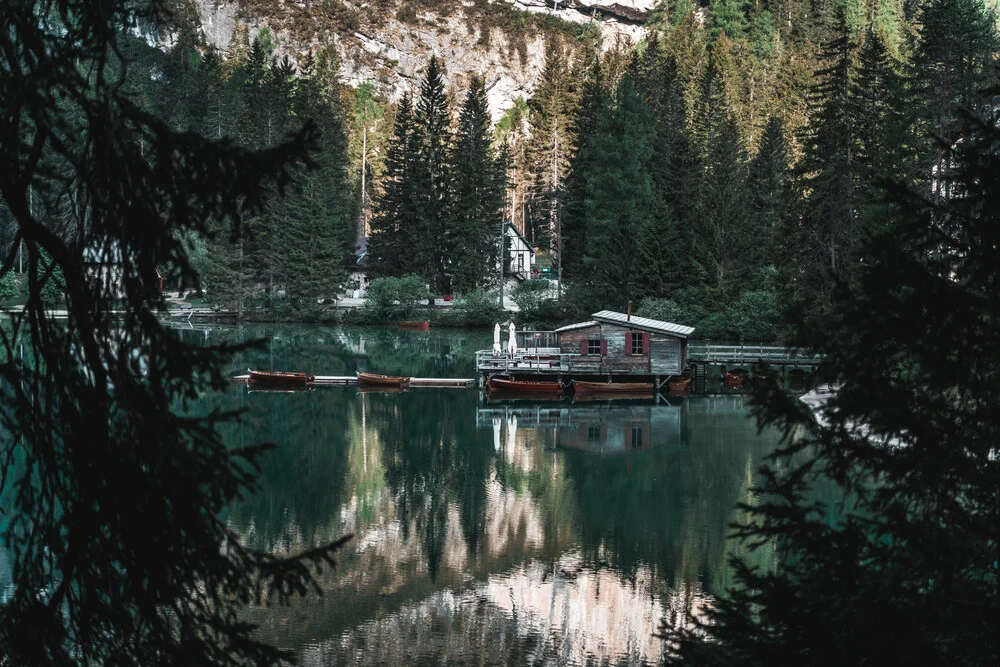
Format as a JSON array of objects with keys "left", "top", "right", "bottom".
[{"left": 3, "top": 0, "right": 996, "bottom": 336}]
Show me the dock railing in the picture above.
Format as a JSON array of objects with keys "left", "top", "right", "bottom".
[
  {"left": 687, "top": 344, "right": 824, "bottom": 365},
  {"left": 476, "top": 349, "right": 575, "bottom": 374}
]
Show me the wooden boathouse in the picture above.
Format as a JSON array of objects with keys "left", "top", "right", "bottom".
[{"left": 476, "top": 310, "right": 695, "bottom": 389}]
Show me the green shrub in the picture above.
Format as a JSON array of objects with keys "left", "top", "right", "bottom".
[
  {"left": 0, "top": 271, "right": 23, "bottom": 303},
  {"left": 455, "top": 289, "right": 502, "bottom": 328},
  {"left": 362, "top": 274, "right": 430, "bottom": 322}
]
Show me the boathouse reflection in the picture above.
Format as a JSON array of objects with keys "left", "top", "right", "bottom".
[{"left": 477, "top": 396, "right": 690, "bottom": 456}]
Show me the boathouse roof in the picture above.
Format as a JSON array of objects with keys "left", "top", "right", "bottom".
[
  {"left": 592, "top": 310, "right": 695, "bottom": 338},
  {"left": 554, "top": 320, "right": 599, "bottom": 333}
]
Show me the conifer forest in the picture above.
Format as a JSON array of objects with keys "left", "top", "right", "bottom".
[{"left": 33, "top": 0, "right": 992, "bottom": 339}]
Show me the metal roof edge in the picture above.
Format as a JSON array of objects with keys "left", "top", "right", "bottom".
[{"left": 591, "top": 310, "right": 695, "bottom": 338}]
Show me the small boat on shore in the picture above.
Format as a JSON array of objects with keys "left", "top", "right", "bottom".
[
  {"left": 487, "top": 376, "right": 563, "bottom": 392},
  {"left": 571, "top": 380, "right": 654, "bottom": 394},
  {"left": 248, "top": 370, "right": 315, "bottom": 387},
  {"left": 357, "top": 371, "right": 411, "bottom": 388},
  {"left": 399, "top": 320, "right": 430, "bottom": 331}
]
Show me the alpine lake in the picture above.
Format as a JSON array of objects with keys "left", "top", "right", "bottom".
[{"left": 178, "top": 324, "right": 785, "bottom": 666}]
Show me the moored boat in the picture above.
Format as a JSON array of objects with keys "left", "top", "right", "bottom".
[
  {"left": 399, "top": 320, "right": 430, "bottom": 331},
  {"left": 248, "top": 370, "right": 315, "bottom": 387},
  {"left": 357, "top": 371, "right": 411, "bottom": 388},
  {"left": 724, "top": 371, "right": 745, "bottom": 387},
  {"left": 572, "top": 380, "right": 654, "bottom": 394},
  {"left": 667, "top": 376, "right": 692, "bottom": 392},
  {"left": 487, "top": 376, "right": 563, "bottom": 392}
]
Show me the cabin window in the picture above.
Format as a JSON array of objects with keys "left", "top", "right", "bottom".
[
  {"left": 587, "top": 425, "right": 601, "bottom": 443},
  {"left": 629, "top": 332, "right": 644, "bottom": 355},
  {"left": 587, "top": 339, "right": 601, "bottom": 355},
  {"left": 631, "top": 426, "right": 643, "bottom": 448}
]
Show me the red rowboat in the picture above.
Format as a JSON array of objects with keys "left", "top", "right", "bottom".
[
  {"left": 487, "top": 376, "right": 563, "bottom": 392},
  {"left": 357, "top": 371, "right": 411, "bottom": 388},
  {"left": 248, "top": 370, "right": 315, "bottom": 387},
  {"left": 668, "top": 376, "right": 692, "bottom": 392},
  {"left": 399, "top": 321, "right": 430, "bottom": 331},
  {"left": 572, "top": 380, "right": 653, "bottom": 394}
]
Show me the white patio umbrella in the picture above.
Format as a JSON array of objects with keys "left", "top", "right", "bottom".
[
  {"left": 507, "top": 322, "right": 518, "bottom": 355},
  {"left": 492, "top": 323, "right": 502, "bottom": 356},
  {"left": 492, "top": 417, "right": 502, "bottom": 452}
]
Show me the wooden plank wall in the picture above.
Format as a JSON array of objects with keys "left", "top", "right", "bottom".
[
  {"left": 601, "top": 324, "right": 649, "bottom": 374},
  {"left": 559, "top": 323, "right": 685, "bottom": 375},
  {"left": 650, "top": 335, "right": 682, "bottom": 375}
]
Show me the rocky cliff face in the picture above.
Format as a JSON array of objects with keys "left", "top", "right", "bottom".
[{"left": 191, "top": 0, "right": 653, "bottom": 118}]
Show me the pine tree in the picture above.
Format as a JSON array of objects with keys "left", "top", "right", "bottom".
[
  {"left": 779, "top": 8, "right": 857, "bottom": 327},
  {"left": 911, "top": 0, "right": 998, "bottom": 202},
  {"left": 852, "top": 27, "right": 910, "bottom": 234},
  {"left": 561, "top": 51, "right": 606, "bottom": 281},
  {"left": 525, "top": 40, "right": 575, "bottom": 252},
  {"left": 282, "top": 49, "right": 354, "bottom": 306},
  {"left": 368, "top": 93, "right": 417, "bottom": 276},
  {"left": 581, "top": 75, "right": 655, "bottom": 307},
  {"left": 747, "top": 116, "right": 793, "bottom": 283},
  {"left": 643, "top": 48, "right": 703, "bottom": 293},
  {"left": 410, "top": 56, "right": 451, "bottom": 293},
  {"left": 445, "top": 76, "right": 505, "bottom": 293},
  {"left": 697, "top": 112, "right": 753, "bottom": 292}
]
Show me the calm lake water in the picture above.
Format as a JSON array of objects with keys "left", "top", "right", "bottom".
[{"left": 180, "top": 324, "right": 783, "bottom": 666}]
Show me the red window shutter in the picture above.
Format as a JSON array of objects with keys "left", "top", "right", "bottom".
[
  {"left": 580, "top": 339, "right": 587, "bottom": 355},
  {"left": 643, "top": 332, "right": 650, "bottom": 355},
  {"left": 600, "top": 339, "right": 607, "bottom": 356},
  {"left": 625, "top": 425, "right": 632, "bottom": 448}
]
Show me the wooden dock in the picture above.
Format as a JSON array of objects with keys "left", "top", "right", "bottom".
[{"left": 232, "top": 375, "right": 475, "bottom": 388}]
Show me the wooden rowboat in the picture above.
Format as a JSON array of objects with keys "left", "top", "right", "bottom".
[
  {"left": 399, "top": 320, "right": 430, "bottom": 331},
  {"left": 668, "top": 376, "right": 692, "bottom": 392},
  {"left": 248, "top": 370, "right": 315, "bottom": 387},
  {"left": 724, "top": 371, "right": 745, "bottom": 387},
  {"left": 487, "top": 376, "right": 563, "bottom": 392},
  {"left": 357, "top": 371, "right": 411, "bottom": 388},
  {"left": 572, "top": 380, "right": 654, "bottom": 394}
]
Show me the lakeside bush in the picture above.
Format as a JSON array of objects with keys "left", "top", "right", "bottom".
[
  {"left": 361, "top": 274, "right": 430, "bottom": 321},
  {"left": 0, "top": 271, "right": 24, "bottom": 303}
]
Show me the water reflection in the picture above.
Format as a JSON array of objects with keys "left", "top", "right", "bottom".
[{"left": 185, "top": 325, "right": 781, "bottom": 664}]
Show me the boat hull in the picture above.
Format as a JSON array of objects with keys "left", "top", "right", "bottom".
[
  {"left": 399, "top": 321, "right": 430, "bottom": 331},
  {"left": 668, "top": 377, "right": 692, "bottom": 392},
  {"left": 572, "top": 380, "right": 654, "bottom": 394},
  {"left": 248, "top": 370, "right": 315, "bottom": 387},
  {"left": 487, "top": 376, "right": 563, "bottom": 392},
  {"left": 357, "top": 371, "right": 411, "bottom": 388}
]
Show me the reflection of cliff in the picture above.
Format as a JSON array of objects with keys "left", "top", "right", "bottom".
[
  {"left": 201, "top": 327, "right": 781, "bottom": 661},
  {"left": 296, "top": 553, "right": 684, "bottom": 666}
]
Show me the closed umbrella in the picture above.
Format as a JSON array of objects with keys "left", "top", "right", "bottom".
[
  {"left": 493, "top": 323, "right": 502, "bottom": 356},
  {"left": 507, "top": 322, "right": 517, "bottom": 355}
]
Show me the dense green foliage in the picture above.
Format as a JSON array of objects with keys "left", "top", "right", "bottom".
[
  {"left": 667, "top": 85, "right": 1000, "bottom": 666},
  {"left": 368, "top": 59, "right": 507, "bottom": 295},
  {"left": 0, "top": 1, "right": 346, "bottom": 664}
]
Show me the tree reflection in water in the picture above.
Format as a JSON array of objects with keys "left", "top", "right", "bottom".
[{"left": 181, "top": 325, "right": 780, "bottom": 664}]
